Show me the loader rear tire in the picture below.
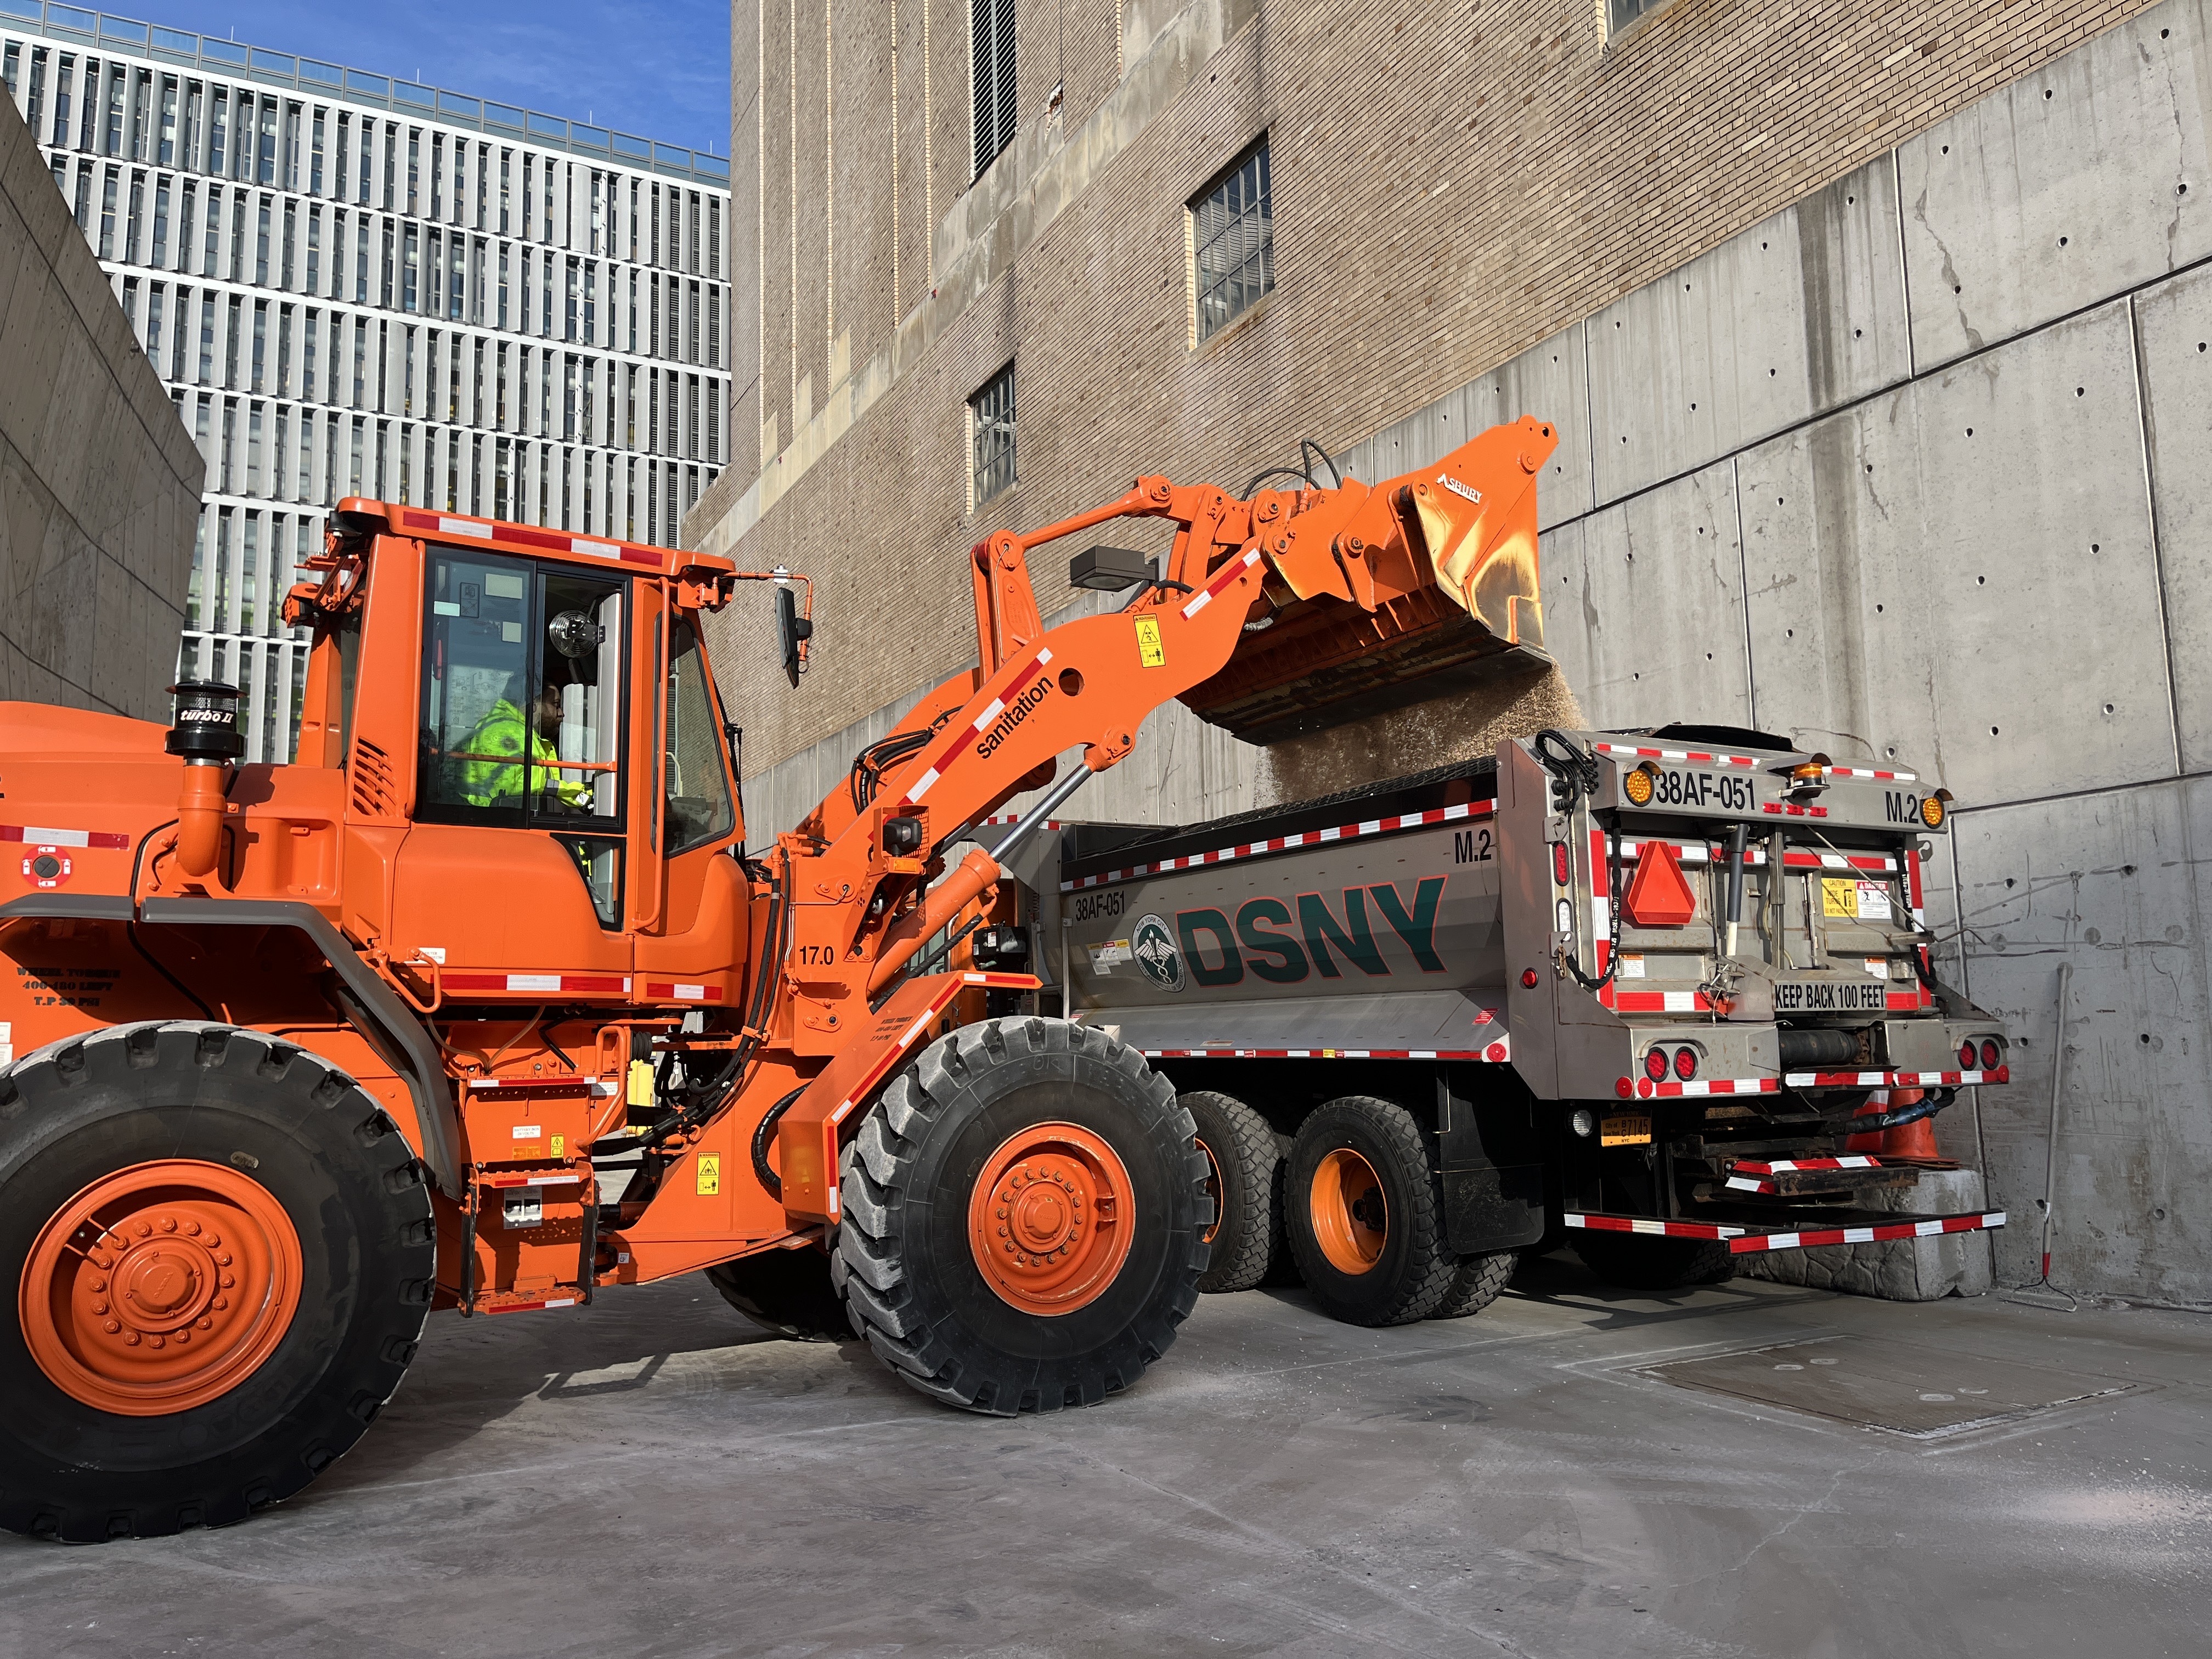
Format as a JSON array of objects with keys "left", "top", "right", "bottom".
[
  {"left": 1430, "top": 1250, "right": 1517, "bottom": 1320},
  {"left": 1573, "top": 1230, "right": 1737, "bottom": 1291},
  {"left": 1284, "top": 1097, "right": 1457, "bottom": 1327},
  {"left": 704, "top": 1246, "right": 848, "bottom": 1341},
  {"left": 834, "top": 1018, "right": 1208, "bottom": 1415},
  {"left": 1183, "top": 1090, "right": 1281, "bottom": 1294},
  {"left": 0, "top": 1023, "right": 434, "bottom": 1542}
]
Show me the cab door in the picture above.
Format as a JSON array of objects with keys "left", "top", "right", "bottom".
[{"left": 387, "top": 545, "right": 634, "bottom": 991}]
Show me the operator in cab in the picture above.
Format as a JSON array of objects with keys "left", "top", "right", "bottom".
[{"left": 456, "top": 673, "right": 593, "bottom": 814}]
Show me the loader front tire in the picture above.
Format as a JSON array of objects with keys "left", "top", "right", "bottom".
[
  {"left": 834, "top": 1018, "right": 1208, "bottom": 1415},
  {"left": 1183, "top": 1090, "right": 1282, "bottom": 1294},
  {"left": 0, "top": 1023, "right": 435, "bottom": 1542},
  {"left": 705, "top": 1245, "right": 848, "bottom": 1341},
  {"left": 1284, "top": 1097, "right": 1457, "bottom": 1327}
]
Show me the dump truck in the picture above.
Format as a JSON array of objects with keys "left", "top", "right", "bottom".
[
  {"left": 0, "top": 414, "right": 2004, "bottom": 1540},
  {"left": 985, "top": 735, "right": 2010, "bottom": 1322}
]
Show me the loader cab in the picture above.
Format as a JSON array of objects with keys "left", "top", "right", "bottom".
[{"left": 312, "top": 502, "right": 750, "bottom": 1001}]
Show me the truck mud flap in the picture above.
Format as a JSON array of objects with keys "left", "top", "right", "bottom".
[
  {"left": 1442, "top": 1163, "right": 1545, "bottom": 1253},
  {"left": 1565, "top": 1208, "right": 2005, "bottom": 1256}
]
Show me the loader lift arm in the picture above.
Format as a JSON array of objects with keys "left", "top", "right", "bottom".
[{"left": 764, "top": 416, "right": 1558, "bottom": 1220}]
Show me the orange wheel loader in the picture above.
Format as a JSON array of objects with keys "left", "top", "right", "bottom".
[{"left": 0, "top": 416, "right": 1559, "bottom": 1540}]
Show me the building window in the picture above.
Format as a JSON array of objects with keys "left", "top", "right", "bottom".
[
  {"left": 968, "top": 361, "right": 1015, "bottom": 508},
  {"left": 1607, "top": 0, "right": 1678, "bottom": 34},
  {"left": 1188, "top": 137, "right": 1274, "bottom": 346},
  {"left": 970, "top": 0, "right": 1015, "bottom": 179}
]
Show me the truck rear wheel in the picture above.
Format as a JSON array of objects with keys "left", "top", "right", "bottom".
[
  {"left": 704, "top": 1245, "right": 848, "bottom": 1340},
  {"left": 1430, "top": 1250, "right": 1517, "bottom": 1319},
  {"left": 1284, "top": 1097, "right": 1456, "bottom": 1327},
  {"left": 1574, "top": 1231, "right": 1737, "bottom": 1291},
  {"left": 834, "top": 1018, "right": 1207, "bottom": 1414},
  {"left": 0, "top": 1023, "right": 434, "bottom": 1542},
  {"left": 1183, "top": 1090, "right": 1281, "bottom": 1294}
]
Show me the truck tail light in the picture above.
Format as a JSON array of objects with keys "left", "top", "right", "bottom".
[
  {"left": 1644, "top": 1048, "right": 1669, "bottom": 1082},
  {"left": 1553, "top": 842, "right": 1570, "bottom": 887},
  {"left": 1980, "top": 1039, "right": 2000, "bottom": 1069},
  {"left": 1673, "top": 1047, "right": 1699, "bottom": 1081},
  {"left": 1959, "top": 1041, "right": 1977, "bottom": 1069}
]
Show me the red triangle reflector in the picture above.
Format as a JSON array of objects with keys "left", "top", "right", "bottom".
[{"left": 1623, "top": 840, "right": 1699, "bottom": 928}]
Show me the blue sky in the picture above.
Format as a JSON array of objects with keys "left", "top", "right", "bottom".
[{"left": 117, "top": 1, "right": 730, "bottom": 154}]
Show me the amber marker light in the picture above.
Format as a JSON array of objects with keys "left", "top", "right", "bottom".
[
  {"left": 1921, "top": 790, "right": 1951, "bottom": 828},
  {"left": 1623, "top": 763, "right": 1656, "bottom": 806}
]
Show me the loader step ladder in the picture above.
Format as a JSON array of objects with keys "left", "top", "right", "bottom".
[{"left": 1565, "top": 1209, "right": 2005, "bottom": 1256}]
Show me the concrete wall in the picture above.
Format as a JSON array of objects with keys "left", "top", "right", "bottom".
[
  {"left": 0, "top": 96, "right": 199, "bottom": 718},
  {"left": 742, "top": 0, "right": 2212, "bottom": 1307}
]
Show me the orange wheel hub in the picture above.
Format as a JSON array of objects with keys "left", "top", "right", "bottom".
[
  {"left": 19, "top": 1159, "right": 303, "bottom": 1417},
  {"left": 967, "top": 1122, "right": 1135, "bottom": 1316},
  {"left": 1310, "top": 1147, "right": 1387, "bottom": 1276},
  {"left": 1195, "top": 1137, "right": 1223, "bottom": 1246}
]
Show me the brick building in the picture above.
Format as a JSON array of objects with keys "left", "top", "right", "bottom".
[{"left": 691, "top": 0, "right": 2212, "bottom": 1306}]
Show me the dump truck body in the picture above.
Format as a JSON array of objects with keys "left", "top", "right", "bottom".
[{"left": 1045, "top": 728, "right": 2008, "bottom": 1269}]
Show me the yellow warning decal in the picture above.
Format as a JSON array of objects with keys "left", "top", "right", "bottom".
[
  {"left": 1134, "top": 615, "right": 1166, "bottom": 668},
  {"left": 550, "top": 1134, "right": 565, "bottom": 1158},
  {"left": 1821, "top": 878, "right": 1858, "bottom": 918},
  {"left": 696, "top": 1153, "right": 721, "bottom": 1196}
]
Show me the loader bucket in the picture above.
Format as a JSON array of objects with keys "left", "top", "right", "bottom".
[{"left": 1181, "top": 416, "right": 1557, "bottom": 746}]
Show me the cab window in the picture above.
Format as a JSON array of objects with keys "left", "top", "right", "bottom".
[
  {"left": 416, "top": 548, "right": 628, "bottom": 924},
  {"left": 664, "top": 619, "right": 736, "bottom": 855}
]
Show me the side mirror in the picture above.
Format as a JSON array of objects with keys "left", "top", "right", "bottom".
[{"left": 774, "top": 584, "right": 814, "bottom": 689}]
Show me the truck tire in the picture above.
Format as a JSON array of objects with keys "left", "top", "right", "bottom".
[
  {"left": 704, "top": 1245, "right": 848, "bottom": 1340},
  {"left": 1573, "top": 1230, "right": 1737, "bottom": 1291},
  {"left": 0, "top": 1023, "right": 435, "bottom": 1542},
  {"left": 1430, "top": 1250, "right": 1517, "bottom": 1319},
  {"left": 833, "top": 1017, "right": 1208, "bottom": 1415},
  {"left": 1183, "top": 1090, "right": 1280, "bottom": 1294},
  {"left": 1284, "top": 1097, "right": 1457, "bottom": 1327}
]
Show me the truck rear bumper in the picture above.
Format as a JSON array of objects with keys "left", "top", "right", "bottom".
[{"left": 1565, "top": 1207, "right": 2005, "bottom": 1256}]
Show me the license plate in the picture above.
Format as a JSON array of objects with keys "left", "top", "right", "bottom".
[
  {"left": 1601, "top": 1114, "right": 1652, "bottom": 1147},
  {"left": 1774, "top": 980, "right": 1889, "bottom": 1012},
  {"left": 1646, "top": 768, "right": 1759, "bottom": 813}
]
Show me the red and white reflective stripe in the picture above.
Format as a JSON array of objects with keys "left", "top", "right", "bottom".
[
  {"left": 435, "top": 515, "right": 494, "bottom": 539},
  {"left": 1178, "top": 547, "right": 1263, "bottom": 618},
  {"left": 978, "top": 816, "right": 1063, "bottom": 829},
  {"left": 1589, "top": 825, "right": 1610, "bottom": 977},
  {"left": 901, "top": 647, "right": 1054, "bottom": 804},
  {"left": 1730, "top": 1212, "right": 2006, "bottom": 1254},
  {"left": 476, "top": 1170, "right": 586, "bottom": 1188},
  {"left": 1733, "top": 1157, "right": 1883, "bottom": 1175},
  {"left": 1595, "top": 743, "right": 1760, "bottom": 768},
  {"left": 644, "top": 981, "right": 726, "bottom": 1003},
  {"left": 1782, "top": 1067, "right": 2006, "bottom": 1088},
  {"left": 959, "top": 971, "right": 1041, "bottom": 987},
  {"left": 1061, "top": 799, "right": 1494, "bottom": 891},
  {"left": 1142, "top": 1046, "right": 1505, "bottom": 1061},
  {"left": 1633, "top": 1075, "right": 1778, "bottom": 1098},
  {"left": 1725, "top": 1155, "right": 1882, "bottom": 1193},
  {"left": 1611, "top": 990, "right": 1718, "bottom": 1013},
  {"left": 1566, "top": 1212, "right": 1746, "bottom": 1240},
  {"left": 444, "top": 972, "right": 634, "bottom": 995},
  {"left": 1614, "top": 839, "right": 1896, "bottom": 874},
  {"left": 1761, "top": 800, "right": 1830, "bottom": 818},
  {"left": 0, "top": 824, "right": 132, "bottom": 850},
  {"left": 1886, "top": 988, "right": 1931, "bottom": 1011},
  {"left": 1823, "top": 765, "right": 1918, "bottom": 782},
  {"left": 469, "top": 1077, "right": 623, "bottom": 1095},
  {"left": 483, "top": 1296, "right": 580, "bottom": 1315}
]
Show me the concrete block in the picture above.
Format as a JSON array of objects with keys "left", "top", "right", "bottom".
[
  {"left": 1946, "top": 776, "right": 2212, "bottom": 1306},
  {"left": 1741, "top": 1169, "right": 1995, "bottom": 1301},
  {"left": 1542, "top": 459, "right": 1752, "bottom": 732},
  {"left": 1739, "top": 300, "right": 2173, "bottom": 802},
  {"left": 2132, "top": 263, "right": 2212, "bottom": 771},
  {"left": 1587, "top": 157, "right": 1910, "bottom": 506},
  {"left": 1899, "top": 3, "right": 2212, "bottom": 371}
]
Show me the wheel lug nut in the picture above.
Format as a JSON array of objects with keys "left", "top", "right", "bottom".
[
  {"left": 123, "top": 1331, "right": 141, "bottom": 1346},
  {"left": 89, "top": 1278, "right": 106, "bottom": 1292},
  {"left": 212, "top": 1296, "right": 228, "bottom": 1310},
  {"left": 221, "top": 1274, "right": 235, "bottom": 1288},
  {"left": 185, "top": 1221, "right": 201, "bottom": 1235},
  {"left": 217, "top": 1254, "right": 233, "bottom": 1266},
  {"left": 174, "top": 1330, "right": 190, "bottom": 1344},
  {"left": 159, "top": 1216, "right": 177, "bottom": 1232},
  {"left": 149, "top": 1335, "right": 165, "bottom": 1349},
  {"left": 91, "top": 1301, "right": 108, "bottom": 1315},
  {"left": 103, "top": 1320, "right": 121, "bottom": 1334},
  {"left": 198, "top": 1317, "right": 213, "bottom": 1330},
  {"left": 134, "top": 1222, "right": 152, "bottom": 1238}
]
